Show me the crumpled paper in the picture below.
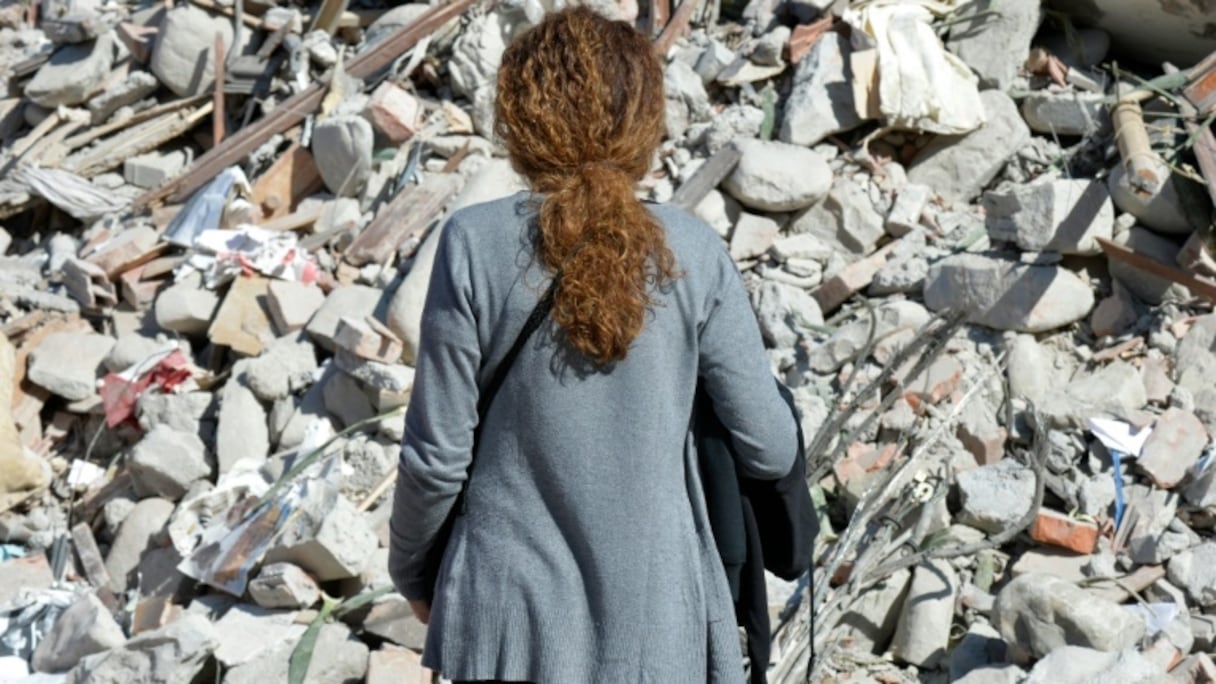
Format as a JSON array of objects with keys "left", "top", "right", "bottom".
[{"left": 179, "top": 226, "right": 320, "bottom": 289}]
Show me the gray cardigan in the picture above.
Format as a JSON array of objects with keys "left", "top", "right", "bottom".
[{"left": 388, "top": 192, "right": 798, "bottom": 683}]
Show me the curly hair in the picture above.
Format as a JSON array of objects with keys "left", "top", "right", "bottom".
[{"left": 495, "top": 6, "right": 678, "bottom": 365}]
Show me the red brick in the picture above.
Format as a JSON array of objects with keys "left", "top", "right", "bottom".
[
  {"left": 1030, "top": 509, "right": 1099, "bottom": 554},
  {"left": 366, "top": 83, "right": 421, "bottom": 145}
]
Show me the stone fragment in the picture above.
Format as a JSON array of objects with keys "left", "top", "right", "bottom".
[
  {"left": 66, "top": 614, "right": 217, "bottom": 683},
  {"left": 345, "top": 595, "right": 427, "bottom": 650},
  {"left": 770, "top": 232, "right": 833, "bottom": 262},
  {"left": 808, "top": 300, "right": 929, "bottom": 373},
  {"left": 946, "top": 0, "right": 1041, "bottom": 90},
  {"left": 250, "top": 563, "right": 320, "bottom": 610},
  {"left": 664, "top": 60, "right": 712, "bottom": 138},
  {"left": 1006, "top": 334, "right": 1051, "bottom": 403},
  {"left": 334, "top": 316, "right": 403, "bottom": 364},
  {"left": 128, "top": 425, "right": 210, "bottom": 501},
  {"left": 1038, "top": 361, "right": 1148, "bottom": 429},
  {"left": 32, "top": 592, "right": 126, "bottom": 673},
  {"left": 1023, "top": 647, "right": 1165, "bottom": 684},
  {"left": 25, "top": 34, "right": 113, "bottom": 107},
  {"left": 151, "top": 6, "right": 235, "bottom": 96},
  {"left": 790, "top": 175, "right": 885, "bottom": 256},
  {"left": 1127, "top": 484, "right": 1192, "bottom": 565},
  {"left": 1030, "top": 508, "right": 1099, "bottom": 554},
  {"left": 88, "top": 69, "right": 158, "bottom": 124},
  {"left": 838, "top": 568, "right": 911, "bottom": 653},
  {"left": 949, "top": 622, "right": 1006, "bottom": 680},
  {"left": 0, "top": 554, "right": 54, "bottom": 606},
  {"left": 753, "top": 280, "right": 823, "bottom": 349},
  {"left": 983, "top": 179, "right": 1113, "bottom": 255},
  {"left": 322, "top": 369, "right": 376, "bottom": 428},
  {"left": 957, "top": 400, "right": 1007, "bottom": 466},
  {"left": 223, "top": 622, "right": 368, "bottom": 684},
  {"left": 1138, "top": 408, "right": 1209, "bottom": 489},
  {"left": 208, "top": 275, "right": 277, "bottom": 356},
  {"left": 0, "top": 332, "right": 49, "bottom": 500},
  {"left": 313, "top": 116, "right": 374, "bottom": 197},
  {"left": 1109, "top": 163, "right": 1208, "bottom": 236},
  {"left": 267, "top": 280, "right": 325, "bottom": 335},
  {"left": 1169, "top": 542, "right": 1216, "bottom": 609},
  {"left": 923, "top": 253, "right": 1094, "bottom": 333},
  {"left": 1021, "top": 90, "right": 1108, "bottom": 136},
  {"left": 27, "top": 331, "right": 114, "bottom": 401},
  {"left": 215, "top": 380, "right": 269, "bottom": 475},
  {"left": 137, "top": 390, "right": 214, "bottom": 435},
  {"left": 1108, "top": 227, "right": 1189, "bottom": 305},
  {"left": 366, "top": 82, "right": 420, "bottom": 144},
  {"left": 104, "top": 497, "right": 174, "bottom": 594},
  {"left": 957, "top": 458, "right": 1035, "bottom": 534},
  {"left": 1178, "top": 314, "right": 1216, "bottom": 397},
  {"left": 994, "top": 573, "right": 1145, "bottom": 658},
  {"left": 891, "top": 559, "right": 956, "bottom": 667},
  {"left": 367, "top": 647, "right": 433, "bottom": 684},
  {"left": 305, "top": 285, "right": 383, "bottom": 352},
  {"left": 729, "top": 213, "right": 780, "bottom": 261},
  {"left": 213, "top": 604, "right": 306, "bottom": 668},
  {"left": 123, "top": 150, "right": 187, "bottom": 190},
  {"left": 908, "top": 91, "right": 1031, "bottom": 203},
  {"left": 241, "top": 333, "right": 318, "bottom": 402},
  {"left": 780, "top": 32, "right": 863, "bottom": 146},
  {"left": 155, "top": 273, "right": 221, "bottom": 335},
  {"left": 885, "top": 183, "right": 931, "bottom": 237},
  {"left": 85, "top": 225, "right": 158, "bottom": 280},
  {"left": 955, "top": 665, "right": 1025, "bottom": 684},
  {"left": 264, "top": 492, "right": 376, "bottom": 580},
  {"left": 693, "top": 189, "right": 740, "bottom": 239},
  {"left": 1090, "top": 289, "right": 1139, "bottom": 338},
  {"left": 722, "top": 139, "right": 832, "bottom": 212}
]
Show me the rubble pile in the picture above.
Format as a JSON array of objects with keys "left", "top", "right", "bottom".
[{"left": 2, "top": 0, "right": 1216, "bottom": 682}]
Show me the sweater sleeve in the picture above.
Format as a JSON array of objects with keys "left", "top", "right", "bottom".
[
  {"left": 388, "top": 220, "right": 480, "bottom": 601},
  {"left": 697, "top": 246, "right": 798, "bottom": 480}
]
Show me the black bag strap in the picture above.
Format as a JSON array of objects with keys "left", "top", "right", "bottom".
[{"left": 459, "top": 274, "right": 559, "bottom": 511}]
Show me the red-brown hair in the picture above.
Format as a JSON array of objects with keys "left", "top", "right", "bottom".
[{"left": 495, "top": 6, "right": 678, "bottom": 365}]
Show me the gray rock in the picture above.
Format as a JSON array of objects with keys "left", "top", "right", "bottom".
[
  {"left": 1023, "top": 646, "right": 1164, "bottom": 684},
  {"left": 838, "top": 568, "right": 911, "bottom": 653},
  {"left": 891, "top": 559, "right": 956, "bottom": 667},
  {"left": 957, "top": 458, "right": 1035, "bottom": 534},
  {"left": 923, "top": 253, "right": 1094, "bottom": 333},
  {"left": 250, "top": 562, "right": 321, "bottom": 610},
  {"left": 693, "top": 189, "right": 741, "bottom": 239},
  {"left": 104, "top": 333, "right": 170, "bottom": 373},
  {"left": 693, "top": 39, "right": 734, "bottom": 83},
  {"left": 66, "top": 614, "right": 217, "bottom": 684},
  {"left": 753, "top": 280, "right": 823, "bottom": 349},
  {"left": 124, "top": 150, "right": 187, "bottom": 190},
  {"left": 885, "top": 183, "right": 931, "bottom": 237},
  {"left": 264, "top": 491, "right": 376, "bottom": 580},
  {"left": 155, "top": 273, "right": 221, "bottom": 335},
  {"left": 215, "top": 380, "right": 269, "bottom": 475},
  {"left": 697, "top": 104, "right": 765, "bottom": 156},
  {"left": 1168, "top": 542, "right": 1216, "bottom": 609},
  {"left": 313, "top": 116, "right": 374, "bottom": 197},
  {"left": 241, "top": 334, "right": 318, "bottom": 402},
  {"left": 946, "top": 0, "right": 1042, "bottom": 90},
  {"left": 870, "top": 230, "right": 932, "bottom": 295},
  {"left": 322, "top": 369, "right": 375, "bottom": 429},
  {"left": 729, "top": 212, "right": 781, "bottom": 261},
  {"left": 213, "top": 604, "right": 306, "bottom": 668},
  {"left": 994, "top": 574, "right": 1145, "bottom": 658},
  {"left": 1138, "top": 408, "right": 1209, "bottom": 489},
  {"left": 1177, "top": 314, "right": 1216, "bottom": 397},
  {"left": 1021, "top": 90, "right": 1109, "bottom": 136},
  {"left": 88, "top": 69, "right": 159, "bottom": 124},
  {"left": 104, "top": 497, "right": 174, "bottom": 594},
  {"left": 1126, "top": 484, "right": 1191, "bottom": 565},
  {"left": 983, "top": 179, "right": 1113, "bottom": 255},
  {"left": 305, "top": 285, "right": 383, "bottom": 352},
  {"left": 128, "top": 425, "right": 210, "bottom": 501},
  {"left": 1109, "top": 162, "right": 1209, "bottom": 236},
  {"left": 722, "top": 139, "right": 832, "bottom": 212},
  {"left": 31, "top": 592, "right": 126, "bottom": 673},
  {"left": 137, "top": 391, "right": 214, "bottom": 436},
  {"left": 665, "top": 60, "right": 712, "bottom": 139},
  {"left": 267, "top": 280, "right": 326, "bottom": 335},
  {"left": 275, "top": 376, "right": 333, "bottom": 452},
  {"left": 1038, "top": 361, "right": 1148, "bottom": 429},
  {"left": 223, "top": 622, "right": 368, "bottom": 684},
  {"left": 780, "top": 32, "right": 864, "bottom": 146},
  {"left": 25, "top": 33, "right": 113, "bottom": 107},
  {"left": 445, "top": 7, "right": 518, "bottom": 99},
  {"left": 1108, "top": 227, "right": 1189, "bottom": 305},
  {"left": 908, "top": 90, "right": 1031, "bottom": 203},
  {"left": 151, "top": 6, "right": 235, "bottom": 96},
  {"left": 333, "top": 352, "right": 414, "bottom": 396},
  {"left": 789, "top": 176, "right": 885, "bottom": 257},
  {"left": 27, "top": 331, "right": 114, "bottom": 401},
  {"left": 808, "top": 300, "right": 930, "bottom": 373},
  {"left": 949, "top": 622, "right": 1007, "bottom": 680}
]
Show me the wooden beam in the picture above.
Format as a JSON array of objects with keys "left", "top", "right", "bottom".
[
  {"left": 654, "top": 0, "right": 700, "bottom": 56},
  {"left": 343, "top": 173, "right": 461, "bottom": 266},
  {"left": 670, "top": 143, "right": 742, "bottom": 211},
  {"left": 250, "top": 142, "right": 324, "bottom": 219},
  {"left": 1097, "top": 236, "right": 1216, "bottom": 303},
  {"left": 213, "top": 32, "right": 226, "bottom": 145}
]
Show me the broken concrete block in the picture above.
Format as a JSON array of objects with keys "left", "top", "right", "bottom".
[
  {"left": 84, "top": 224, "right": 158, "bottom": 279},
  {"left": 780, "top": 32, "right": 864, "bottom": 147},
  {"left": 1168, "top": 542, "right": 1216, "bottom": 610},
  {"left": 213, "top": 604, "right": 307, "bottom": 669},
  {"left": 1139, "top": 408, "right": 1209, "bottom": 489},
  {"left": 1021, "top": 90, "right": 1109, "bottom": 136},
  {"left": 104, "top": 497, "right": 174, "bottom": 594},
  {"left": 123, "top": 149, "right": 187, "bottom": 190},
  {"left": 838, "top": 567, "right": 911, "bottom": 654},
  {"left": 264, "top": 491, "right": 376, "bottom": 580},
  {"left": 1038, "top": 361, "right": 1148, "bottom": 430},
  {"left": 151, "top": 5, "right": 235, "bottom": 97},
  {"left": 27, "top": 331, "right": 115, "bottom": 401},
  {"left": 25, "top": 33, "right": 114, "bottom": 107},
  {"left": 993, "top": 573, "right": 1145, "bottom": 658},
  {"left": 366, "top": 82, "right": 421, "bottom": 144},
  {"left": 267, "top": 280, "right": 325, "bottom": 335},
  {"left": 982, "top": 179, "right": 1113, "bottom": 256},
  {"left": 729, "top": 213, "right": 781, "bottom": 261},
  {"left": 345, "top": 595, "right": 427, "bottom": 650},
  {"left": 1029, "top": 509, "right": 1099, "bottom": 554},
  {"left": 334, "top": 316, "right": 403, "bottom": 364},
  {"left": 249, "top": 563, "right": 321, "bottom": 610},
  {"left": 885, "top": 183, "right": 931, "bottom": 237},
  {"left": 128, "top": 425, "right": 210, "bottom": 501},
  {"left": 790, "top": 175, "right": 886, "bottom": 257},
  {"left": 0, "top": 553, "right": 54, "bottom": 606},
  {"left": 240, "top": 334, "right": 319, "bottom": 402},
  {"left": 88, "top": 69, "right": 159, "bottom": 124},
  {"left": 155, "top": 272, "right": 221, "bottom": 335},
  {"left": 367, "top": 647, "right": 433, "bottom": 684},
  {"left": 305, "top": 285, "right": 383, "bottom": 352},
  {"left": 313, "top": 115, "right": 374, "bottom": 198},
  {"left": 957, "top": 458, "right": 1035, "bottom": 535},
  {"left": 722, "top": 139, "right": 832, "bottom": 212},
  {"left": 891, "top": 559, "right": 956, "bottom": 668},
  {"left": 32, "top": 592, "right": 126, "bottom": 673},
  {"left": 223, "top": 622, "right": 368, "bottom": 684},
  {"left": 215, "top": 380, "right": 269, "bottom": 475},
  {"left": 136, "top": 390, "right": 214, "bottom": 436},
  {"left": 1022, "top": 646, "right": 1165, "bottom": 684},
  {"left": 946, "top": 0, "right": 1041, "bottom": 90},
  {"left": 67, "top": 613, "right": 218, "bottom": 682},
  {"left": 208, "top": 275, "right": 277, "bottom": 357}
]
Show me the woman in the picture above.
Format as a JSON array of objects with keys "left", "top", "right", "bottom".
[{"left": 388, "top": 7, "right": 797, "bottom": 682}]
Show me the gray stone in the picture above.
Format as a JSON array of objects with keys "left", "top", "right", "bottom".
[
  {"left": 267, "top": 280, "right": 326, "bottom": 335},
  {"left": 137, "top": 391, "right": 214, "bottom": 435},
  {"left": 983, "top": 179, "right": 1113, "bottom": 255},
  {"left": 322, "top": 369, "right": 375, "bottom": 429},
  {"left": 1109, "top": 227, "right": 1189, "bottom": 305},
  {"left": 957, "top": 457, "right": 1035, "bottom": 534},
  {"left": 27, "top": 331, "right": 114, "bottom": 401},
  {"left": 66, "top": 614, "right": 218, "bottom": 684},
  {"left": 693, "top": 39, "right": 734, "bottom": 84},
  {"left": 155, "top": 273, "right": 221, "bottom": 335},
  {"left": 104, "top": 497, "right": 174, "bottom": 594},
  {"left": 104, "top": 333, "right": 170, "bottom": 373},
  {"left": 250, "top": 563, "right": 321, "bottom": 610},
  {"left": 343, "top": 594, "right": 428, "bottom": 649},
  {"left": 305, "top": 285, "right": 383, "bottom": 352},
  {"left": 753, "top": 280, "right": 823, "bottom": 349},
  {"left": 216, "top": 380, "right": 269, "bottom": 475},
  {"left": 837, "top": 567, "right": 911, "bottom": 653},
  {"left": 1021, "top": 90, "right": 1109, "bottom": 136},
  {"left": 445, "top": 8, "right": 517, "bottom": 100},
  {"left": 722, "top": 139, "right": 832, "bottom": 212},
  {"left": 664, "top": 60, "right": 712, "bottom": 139},
  {"left": 1168, "top": 542, "right": 1216, "bottom": 609},
  {"left": 808, "top": 300, "right": 930, "bottom": 373},
  {"left": 780, "top": 32, "right": 864, "bottom": 146},
  {"left": 88, "top": 69, "right": 158, "bottom": 124},
  {"left": 25, "top": 33, "right": 113, "bottom": 107},
  {"left": 890, "top": 559, "right": 956, "bottom": 667},
  {"left": 1177, "top": 314, "right": 1216, "bottom": 397},
  {"left": 313, "top": 116, "right": 374, "bottom": 197},
  {"left": 870, "top": 230, "right": 932, "bottom": 295},
  {"left": 993, "top": 574, "right": 1145, "bottom": 658},
  {"left": 151, "top": 6, "right": 235, "bottom": 97},
  {"left": 128, "top": 425, "right": 210, "bottom": 501},
  {"left": 908, "top": 91, "right": 1032, "bottom": 203},
  {"left": 770, "top": 233, "right": 833, "bottom": 262},
  {"left": 885, "top": 183, "right": 931, "bottom": 237},
  {"left": 1038, "top": 361, "right": 1148, "bottom": 429},
  {"left": 213, "top": 604, "right": 306, "bottom": 668},
  {"left": 789, "top": 175, "right": 885, "bottom": 257},
  {"left": 946, "top": 0, "right": 1042, "bottom": 90},
  {"left": 693, "top": 189, "right": 741, "bottom": 239},
  {"left": 697, "top": 104, "right": 765, "bottom": 155},
  {"left": 275, "top": 377, "right": 333, "bottom": 452},
  {"left": 31, "top": 592, "right": 125, "bottom": 673},
  {"left": 1109, "top": 162, "right": 1209, "bottom": 236},
  {"left": 1138, "top": 408, "right": 1209, "bottom": 489},
  {"left": 923, "top": 253, "right": 1094, "bottom": 333},
  {"left": 1126, "top": 484, "right": 1191, "bottom": 565},
  {"left": 729, "top": 212, "right": 781, "bottom": 261},
  {"left": 123, "top": 150, "right": 187, "bottom": 190},
  {"left": 949, "top": 622, "right": 1007, "bottom": 680},
  {"left": 223, "top": 622, "right": 368, "bottom": 684},
  {"left": 241, "top": 334, "right": 318, "bottom": 402},
  {"left": 264, "top": 491, "right": 376, "bottom": 580},
  {"left": 1023, "top": 646, "right": 1165, "bottom": 684}
]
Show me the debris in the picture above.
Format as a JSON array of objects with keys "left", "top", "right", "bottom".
[
  {"left": 30, "top": 592, "right": 125, "bottom": 673},
  {"left": 721, "top": 139, "right": 832, "bottom": 212},
  {"left": 249, "top": 562, "right": 321, "bottom": 610}
]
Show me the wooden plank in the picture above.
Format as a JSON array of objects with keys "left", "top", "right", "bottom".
[
  {"left": 213, "top": 32, "right": 226, "bottom": 145},
  {"left": 250, "top": 143, "right": 324, "bottom": 219},
  {"left": 343, "top": 173, "right": 461, "bottom": 266},
  {"left": 670, "top": 143, "right": 742, "bottom": 211},
  {"left": 71, "top": 522, "right": 112, "bottom": 589},
  {"left": 654, "top": 0, "right": 700, "bottom": 56},
  {"left": 207, "top": 275, "right": 276, "bottom": 356},
  {"left": 68, "top": 103, "right": 213, "bottom": 178},
  {"left": 131, "top": 0, "right": 477, "bottom": 211},
  {"left": 310, "top": 0, "right": 350, "bottom": 34}
]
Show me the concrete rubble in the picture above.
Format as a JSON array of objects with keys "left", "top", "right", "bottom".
[{"left": 2, "top": 0, "right": 1216, "bottom": 682}]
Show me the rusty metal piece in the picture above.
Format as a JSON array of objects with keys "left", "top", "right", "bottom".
[{"left": 1097, "top": 236, "right": 1216, "bottom": 303}]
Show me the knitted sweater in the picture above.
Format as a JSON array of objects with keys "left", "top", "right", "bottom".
[{"left": 388, "top": 192, "right": 798, "bottom": 683}]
